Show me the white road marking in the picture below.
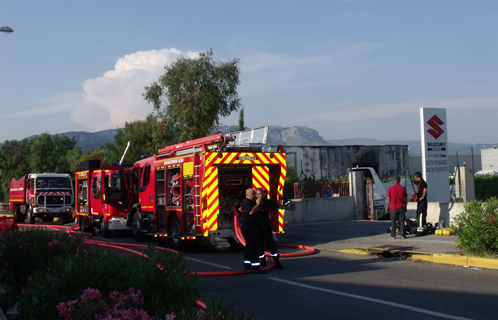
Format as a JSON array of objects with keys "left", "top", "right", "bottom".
[
  {"left": 268, "top": 277, "right": 473, "bottom": 320},
  {"left": 184, "top": 257, "right": 233, "bottom": 270}
]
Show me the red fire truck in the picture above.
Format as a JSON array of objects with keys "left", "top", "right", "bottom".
[
  {"left": 126, "top": 127, "right": 287, "bottom": 249},
  {"left": 74, "top": 160, "right": 133, "bottom": 237},
  {"left": 9, "top": 173, "right": 73, "bottom": 224}
]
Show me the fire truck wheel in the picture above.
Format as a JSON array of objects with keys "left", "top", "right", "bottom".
[
  {"left": 15, "top": 207, "right": 26, "bottom": 223},
  {"left": 27, "top": 205, "right": 35, "bottom": 224},
  {"left": 61, "top": 215, "right": 72, "bottom": 225},
  {"left": 132, "top": 213, "right": 145, "bottom": 242},
  {"left": 79, "top": 216, "right": 87, "bottom": 232},
  {"left": 169, "top": 215, "right": 182, "bottom": 250},
  {"left": 99, "top": 216, "right": 111, "bottom": 238}
]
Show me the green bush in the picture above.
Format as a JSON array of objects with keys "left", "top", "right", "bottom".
[
  {"left": 452, "top": 197, "right": 498, "bottom": 256},
  {"left": 0, "top": 229, "right": 254, "bottom": 320},
  {"left": 475, "top": 174, "right": 498, "bottom": 200}
]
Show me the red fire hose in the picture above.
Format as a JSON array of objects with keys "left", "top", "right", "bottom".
[
  {"left": 18, "top": 218, "right": 316, "bottom": 310},
  {"left": 231, "top": 204, "right": 316, "bottom": 259},
  {"left": 19, "top": 216, "right": 315, "bottom": 276}
]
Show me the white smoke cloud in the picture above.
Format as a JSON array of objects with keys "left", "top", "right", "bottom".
[{"left": 72, "top": 48, "right": 199, "bottom": 131}]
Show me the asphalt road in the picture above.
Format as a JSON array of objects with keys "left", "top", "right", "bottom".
[{"left": 26, "top": 221, "right": 498, "bottom": 320}]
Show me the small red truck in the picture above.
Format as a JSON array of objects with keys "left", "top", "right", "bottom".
[
  {"left": 74, "top": 160, "right": 133, "bottom": 237},
  {"left": 9, "top": 173, "right": 74, "bottom": 224}
]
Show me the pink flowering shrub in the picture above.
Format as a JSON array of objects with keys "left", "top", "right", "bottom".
[
  {"left": 57, "top": 288, "right": 255, "bottom": 320},
  {"left": 0, "top": 229, "right": 256, "bottom": 320},
  {"left": 0, "top": 229, "right": 86, "bottom": 298},
  {"left": 57, "top": 287, "right": 156, "bottom": 320},
  {"left": 452, "top": 197, "right": 498, "bottom": 256}
]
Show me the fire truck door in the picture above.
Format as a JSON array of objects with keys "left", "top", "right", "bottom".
[
  {"left": 253, "top": 165, "right": 274, "bottom": 227},
  {"left": 252, "top": 166, "right": 270, "bottom": 196},
  {"left": 77, "top": 176, "right": 89, "bottom": 213},
  {"left": 166, "top": 165, "right": 181, "bottom": 207},
  {"left": 139, "top": 164, "right": 153, "bottom": 210},
  {"left": 253, "top": 165, "right": 284, "bottom": 233},
  {"left": 28, "top": 178, "right": 35, "bottom": 205},
  {"left": 90, "top": 171, "right": 102, "bottom": 216},
  {"left": 269, "top": 165, "right": 284, "bottom": 232}
]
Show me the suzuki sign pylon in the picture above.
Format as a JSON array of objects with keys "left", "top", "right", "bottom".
[{"left": 420, "top": 108, "right": 449, "bottom": 203}]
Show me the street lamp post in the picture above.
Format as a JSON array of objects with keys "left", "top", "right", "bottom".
[{"left": 0, "top": 26, "right": 14, "bottom": 34}]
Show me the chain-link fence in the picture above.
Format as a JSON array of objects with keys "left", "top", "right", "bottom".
[
  {"left": 282, "top": 144, "right": 498, "bottom": 201},
  {"left": 407, "top": 145, "right": 498, "bottom": 201}
]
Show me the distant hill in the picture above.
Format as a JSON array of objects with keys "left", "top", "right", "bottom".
[
  {"left": 216, "top": 125, "right": 331, "bottom": 146},
  {"left": 0, "top": 129, "right": 118, "bottom": 152},
  {"left": 2, "top": 127, "right": 496, "bottom": 155},
  {"left": 57, "top": 129, "right": 118, "bottom": 151},
  {"left": 0, "top": 126, "right": 329, "bottom": 151}
]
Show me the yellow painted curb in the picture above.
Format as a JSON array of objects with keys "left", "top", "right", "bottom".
[
  {"left": 338, "top": 248, "right": 372, "bottom": 256},
  {"left": 432, "top": 254, "right": 468, "bottom": 266},
  {"left": 338, "top": 248, "right": 498, "bottom": 270},
  {"left": 409, "top": 252, "right": 434, "bottom": 262},
  {"left": 468, "top": 257, "right": 498, "bottom": 270}
]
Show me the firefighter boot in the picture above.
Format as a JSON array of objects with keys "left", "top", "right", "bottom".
[
  {"left": 244, "top": 262, "right": 251, "bottom": 270},
  {"left": 259, "top": 255, "right": 267, "bottom": 267},
  {"left": 252, "top": 264, "right": 267, "bottom": 274},
  {"left": 273, "top": 254, "right": 284, "bottom": 269}
]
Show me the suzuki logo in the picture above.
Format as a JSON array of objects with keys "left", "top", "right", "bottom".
[{"left": 427, "top": 115, "right": 445, "bottom": 139}]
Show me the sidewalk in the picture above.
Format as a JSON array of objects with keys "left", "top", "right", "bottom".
[{"left": 282, "top": 220, "right": 498, "bottom": 270}]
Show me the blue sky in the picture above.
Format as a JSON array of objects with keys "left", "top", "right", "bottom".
[{"left": 1, "top": 1, "right": 497, "bottom": 144}]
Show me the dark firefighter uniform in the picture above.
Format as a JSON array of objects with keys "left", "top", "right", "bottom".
[
  {"left": 258, "top": 198, "right": 283, "bottom": 269},
  {"left": 240, "top": 198, "right": 265, "bottom": 274}
]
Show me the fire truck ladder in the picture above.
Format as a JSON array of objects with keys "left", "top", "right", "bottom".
[
  {"left": 193, "top": 151, "right": 202, "bottom": 228},
  {"left": 158, "top": 133, "right": 227, "bottom": 156},
  {"left": 157, "top": 126, "right": 269, "bottom": 157}
]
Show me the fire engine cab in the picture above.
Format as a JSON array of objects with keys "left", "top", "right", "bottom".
[
  {"left": 127, "top": 126, "right": 287, "bottom": 249},
  {"left": 74, "top": 160, "right": 132, "bottom": 237},
  {"left": 9, "top": 173, "right": 73, "bottom": 224}
]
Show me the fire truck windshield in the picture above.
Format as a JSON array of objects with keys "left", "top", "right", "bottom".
[
  {"left": 108, "top": 171, "right": 126, "bottom": 190},
  {"left": 36, "top": 177, "right": 71, "bottom": 189},
  {"left": 104, "top": 170, "right": 128, "bottom": 208}
]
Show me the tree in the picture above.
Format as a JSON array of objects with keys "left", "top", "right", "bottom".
[
  {"left": 66, "top": 148, "right": 83, "bottom": 174},
  {"left": 0, "top": 139, "right": 31, "bottom": 200},
  {"left": 238, "top": 107, "right": 245, "bottom": 131},
  {"left": 29, "top": 133, "right": 78, "bottom": 173},
  {"left": 70, "top": 149, "right": 109, "bottom": 174},
  {"left": 0, "top": 134, "right": 79, "bottom": 200},
  {"left": 105, "top": 114, "right": 175, "bottom": 164},
  {"left": 143, "top": 49, "right": 241, "bottom": 142}
]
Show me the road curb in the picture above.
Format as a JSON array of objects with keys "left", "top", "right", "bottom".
[{"left": 338, "top": 247, "right": 498, "bottom": 270}]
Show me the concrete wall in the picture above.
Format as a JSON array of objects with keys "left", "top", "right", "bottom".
[
  {"left": 285, "top": 164, "right": 473, "bottom": 225},
  {"left": 284, "top": 196, "right": 355, "bottom": 224},
  {"left": 279, "top": 145, "right": 407, "bottom": 180},
  {"left": 283, "top": 197, "right": 466, "bottom": 225},
  {"left": 406, "top": 201, "right": 466, "bottom": 227},
  {"left": 455, "top": 165, "right": 475, "bottom": 201}
]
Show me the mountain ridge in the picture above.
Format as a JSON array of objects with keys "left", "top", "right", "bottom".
[{"left": 1, "top": 126, "right": 496, "bottom": 155}]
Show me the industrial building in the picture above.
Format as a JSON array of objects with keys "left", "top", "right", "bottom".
[{"left": 277, "top": 145, "right": 408, "bottom": 180}]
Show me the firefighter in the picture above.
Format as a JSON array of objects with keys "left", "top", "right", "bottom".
[
  {"left": 255, "top": 188, "right": 295, "bottom": 269},
  {"left": 414, "top": 171, "right": 428, "bottom": 232},
  {"left": 239, "top": 188, "right": 265, "bottom": 274}
]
